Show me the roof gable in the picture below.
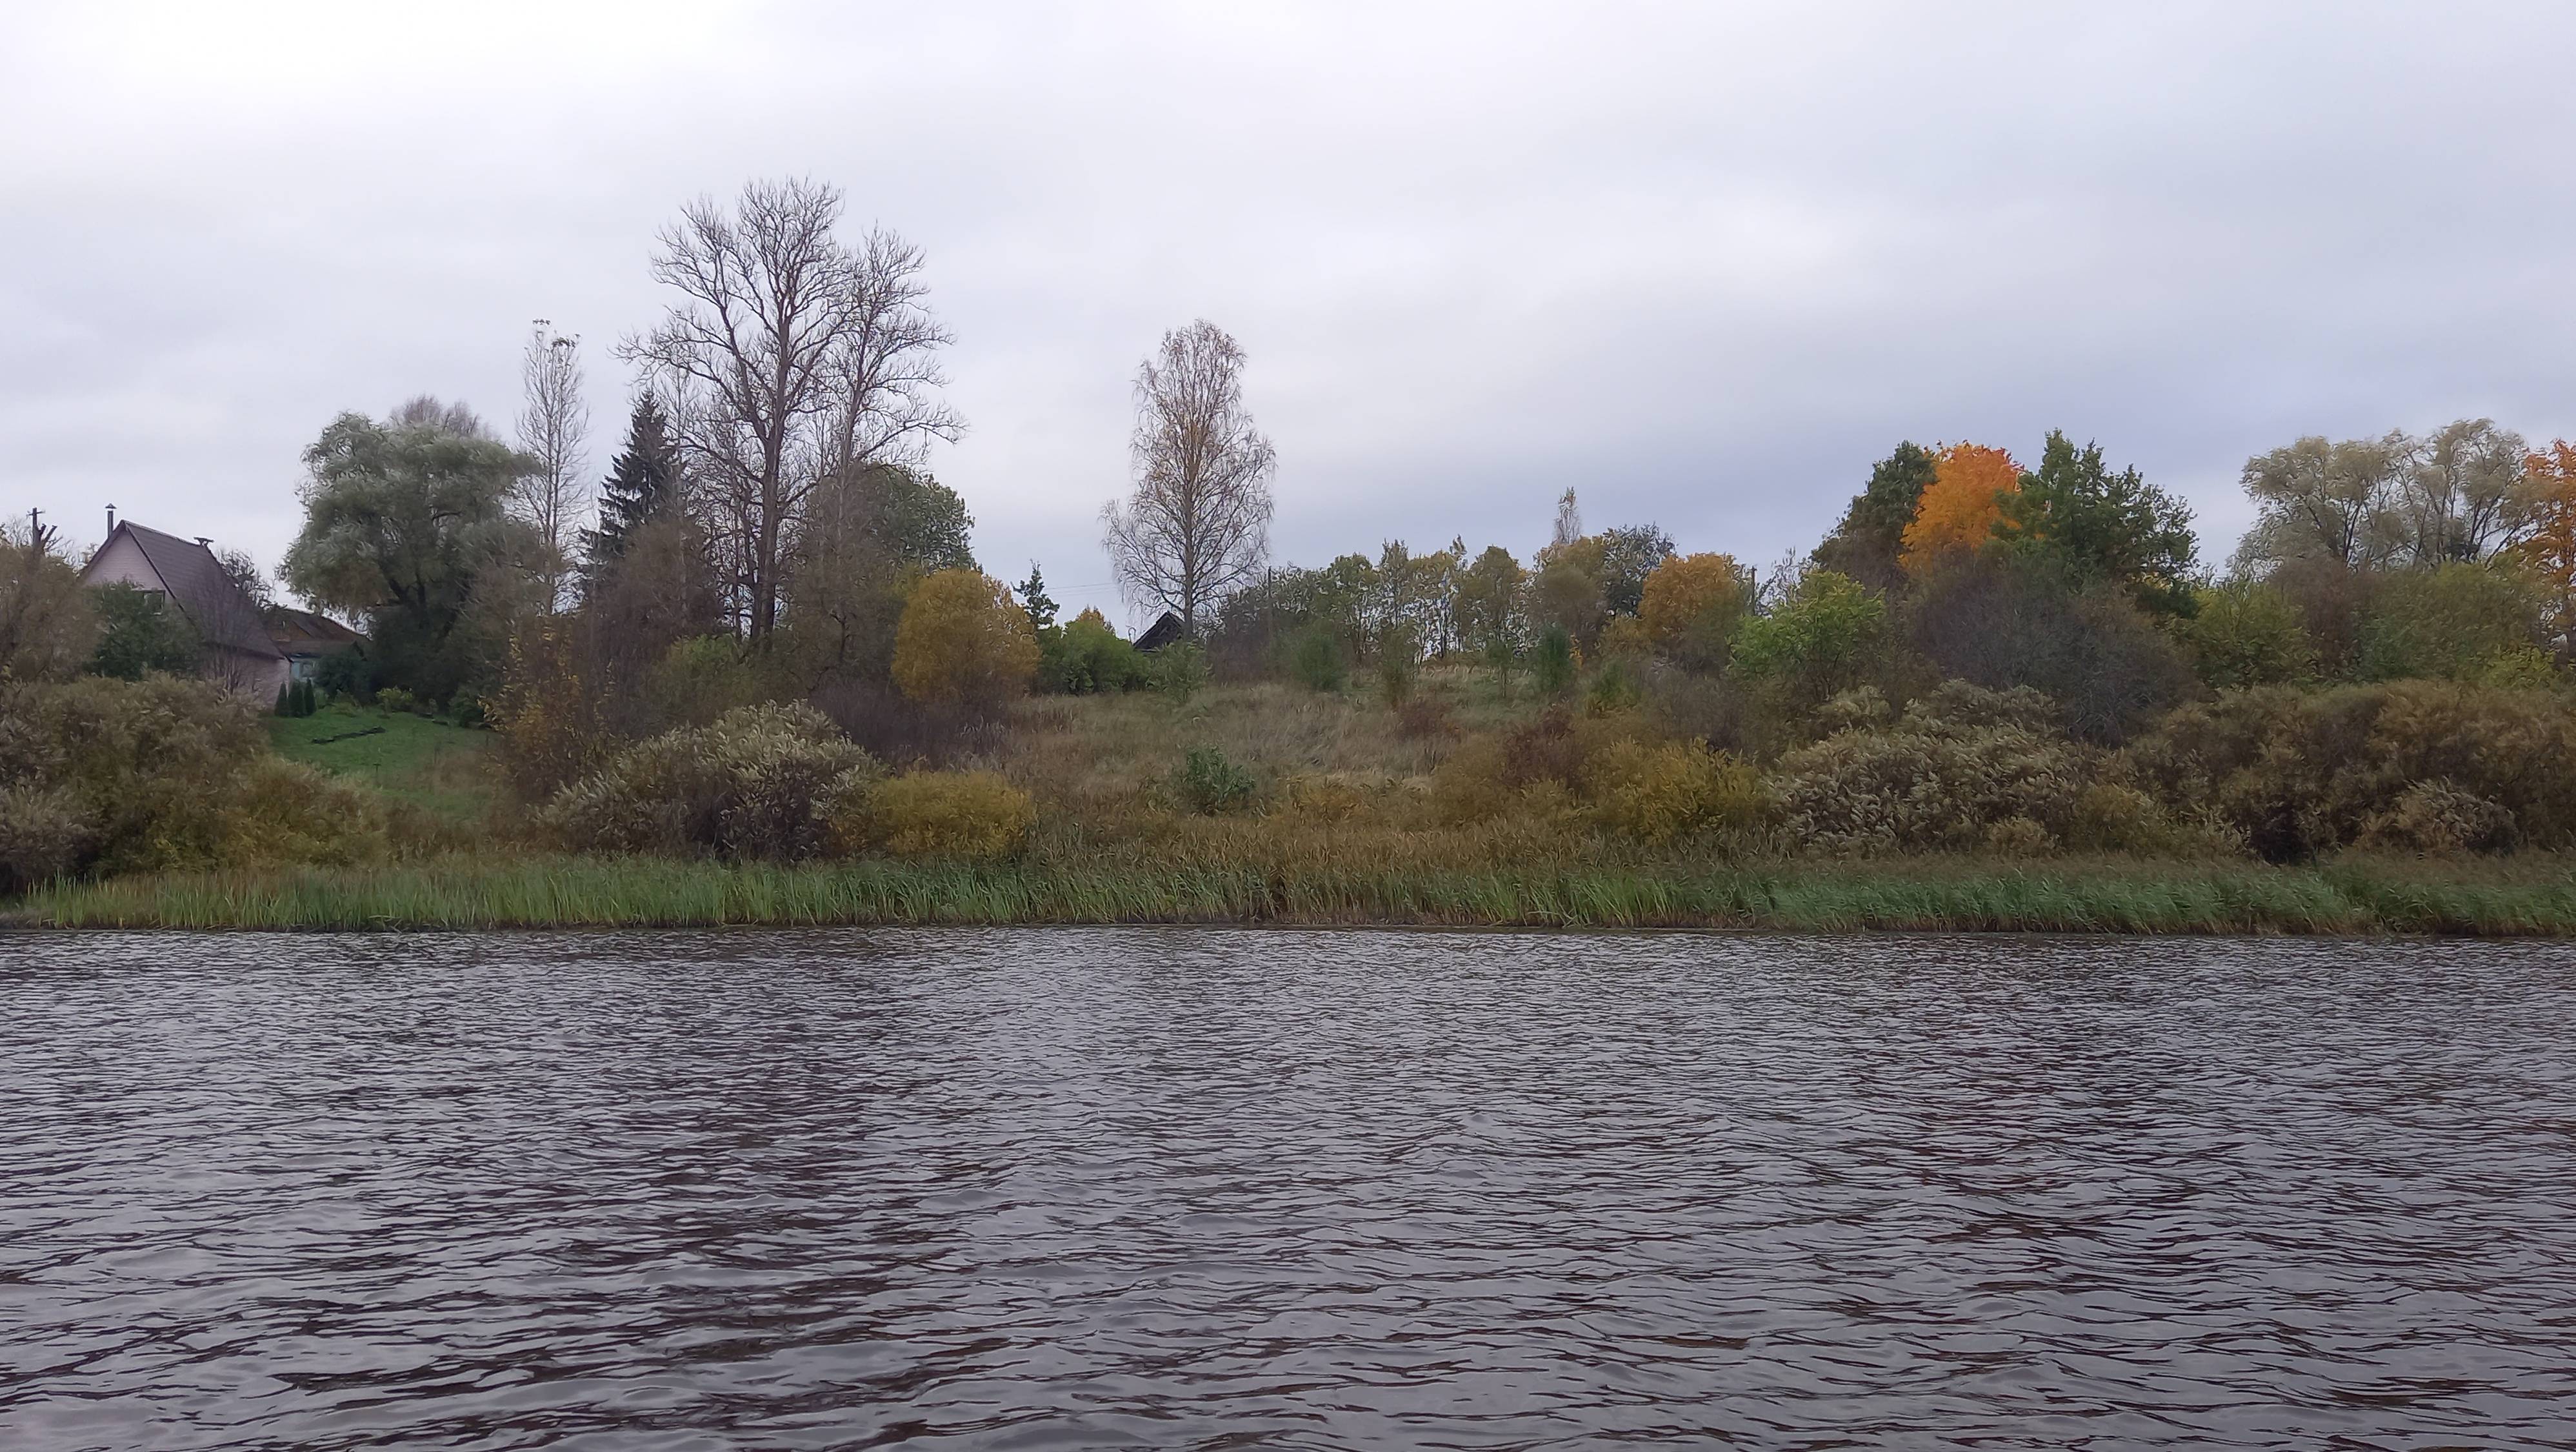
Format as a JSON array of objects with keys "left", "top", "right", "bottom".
[{"left": 90, "top": 523, "right": 283, "bottom": 659}]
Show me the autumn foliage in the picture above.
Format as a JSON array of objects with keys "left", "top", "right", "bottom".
[
  {"left": 1638, "top": 552, "right": 1751, "bottom": 671},
  {"left": 1900, "top": 443, "right": 2020, "bottom": 574},
  {"left": 2516, "top": 439, "right": 2576, "bottom": 642},
  {"left": 890, "top": 569, "right": 1041, "bottom": 708}
]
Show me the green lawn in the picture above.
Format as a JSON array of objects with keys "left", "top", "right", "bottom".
[{"left": 265, "top": 705, "right": 495, "bottom": 822}]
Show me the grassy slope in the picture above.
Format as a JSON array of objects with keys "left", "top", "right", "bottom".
[
  {"left": 266, "top": 705, "right": 494, "bottom": 822},
  {"left": 15, "top": 676, "right": 2573, "bottom": 933}
]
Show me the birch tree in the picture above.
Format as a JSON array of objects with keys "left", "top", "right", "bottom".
[
  {"left": 1101, "top": 320, "right": 1275, "bottom": 633},
  {"left": 513, "top": 321, "right": 590, "bottom": 610}
]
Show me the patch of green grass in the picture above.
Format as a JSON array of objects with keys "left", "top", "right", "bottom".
[
  {"left": 265, "top": 705, "right": 495, "bottom": 822},
  {"left": 15, "top": 853, "right": 2576, "bottom": 934}
]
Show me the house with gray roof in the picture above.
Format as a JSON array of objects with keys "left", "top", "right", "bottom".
[{"left": 79, "top": 519, "right": 288, "bottom": 701}]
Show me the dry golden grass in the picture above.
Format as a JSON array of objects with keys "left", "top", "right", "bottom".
[{"left": 999, "top": 674, "right": 1502, "bottom": 821}]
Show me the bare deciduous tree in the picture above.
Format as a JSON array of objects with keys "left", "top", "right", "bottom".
[
  {"left": 514, "top": 322, "right": 591, "bottom": 610},
  {"left": 825, "top": 228, "right": 964, "bottom": 481},
  {"left": 391, "top": 395, "right": 494, "bottom": 438},
  {"left": 619, "top": 177, "right": 961, "bottom": 640},
  {"left": 214, "top": 548, "right": 273, "bottom": 612},
  {"left": 1101, "top": 319, "right": 1275, "bottom": 634}
]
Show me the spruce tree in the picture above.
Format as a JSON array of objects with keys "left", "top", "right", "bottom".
[
  {"left": 585, "top": 396, "right": 683, "bottom": 571},
  {"left": 1017, "top": 561, "right": 1058, "bottom": 631}
]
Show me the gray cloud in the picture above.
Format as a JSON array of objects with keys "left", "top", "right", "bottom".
[{"left": 6, "top": 1, "right": 2573, "bottom": 622}]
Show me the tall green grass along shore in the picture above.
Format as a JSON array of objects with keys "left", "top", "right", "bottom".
[{"left": 14, "top": 854, "right": 2576, "bottom": 935}]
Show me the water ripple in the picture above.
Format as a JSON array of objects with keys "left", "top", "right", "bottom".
[{"left": 3, "top": 929, "right": 2573, "bottom": 1448}]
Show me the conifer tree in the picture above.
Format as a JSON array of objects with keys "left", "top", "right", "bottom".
[
  {"left": 1017, "top": 561, "right": 1059, "bottom": 632},
  {"left": 585, "top": 396, "right": 683, "bottom": 572}
]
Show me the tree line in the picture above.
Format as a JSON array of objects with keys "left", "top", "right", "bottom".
[{"left": 13, "top": 170, "right": 2576, "bottom": 783}]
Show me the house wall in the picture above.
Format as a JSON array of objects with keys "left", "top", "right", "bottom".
[
  {"left": 226, "top": 649, "right": 290, "bottom": 704},
  {"left": 83, "top": 533, "right": 164, "bottom": 594},
  {"left": 83, "top": 533, "right": 288, "bottom": 707}
]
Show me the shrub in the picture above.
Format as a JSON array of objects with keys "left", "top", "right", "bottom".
[
  {"left": 1428, "top": 737, "right": 1524, "bottom": 825},
  {"left": 1773, "top": 683, "right": 2094, "bottom": 854},
  {"left": 0, "top": 784, "right": 98, "bottom": 894},
  {"left": 1904, "top": 555, "right": 2191, "bottom": 744},
  {"left": 1150, "top": 641, "right": 1210, "bottom": 705},
  {"left": 1043, "top": 609, "right": 1146, "bottom": 694},
  {"left": 2359, "top": 563, "right": 2544, "bottom": 682},
  {"left": 1583, "top": 738, "right": 1766, "bottom": 845},
  {"left": 2128, "top": 681, "right": 2576, "bottom": 860},
  {"left": 2359, "top": 781, "right": 2517, "bottom": 856},
  {"left": 2179, "top": 581, "right": 2314, "bottom": 690},
  {"left": 490, "top": 620, "right": 614, "bottom": 802},
  {"left": 842, "top": 771, "right": 1035, "bottom": 860},
  {"left": 891, "top": 569, "right": 1040, "bottom": 708},
  {"left": 1177, "top": 747, "right": 1257, "bottom": 815},
  {"left": 0, "top": 675, "right": 384, "bottom": 891},
  {"left": 315, "top": 643, "right": 375, "bottom": 704},
  {"left": 1532, "top": 624, "right": 1579, "bottom": 698},
  {"left": 375, "top": 686, "right": 421, "bottom": 715},
  {"left": 85, "top": 581, "right": 199, "bottom": 681},
  {"left": 2479, "top": 645, "right": 2561, "bottom": 691},
  {"left": 1289, "top": 625, "right": 1348, "bottom": 692},
  {"left": 648, "top": 634, "right": 777, "bottom": 728},
  {"left": 1730, "top": 569, "right": 1888, "bottom": 727},
  {"left": 1501, "top": 707, "right": 1587, "bottom": 788},
  {"left": 1, "top": 525, "right": 99, "bottom": 684},
  {"left": 1395, "top": 696, "right": 1459, "bottom": 740},
  {"left": 1376, "top": 638, "right": 1419, "bottom": 707},
  {"left": 541, "top": 703, "right": 881, "bottom": 862},
  {"left": 1584, "top": 659, "right": 1642, "bottom": 717},
  {"left": 223, "top": 758, "right": 391, "bottom": 869}
]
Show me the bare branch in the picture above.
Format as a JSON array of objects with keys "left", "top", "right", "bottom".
[{"left": 1101, "top": 320, "right": 1275, "bottom": 634}]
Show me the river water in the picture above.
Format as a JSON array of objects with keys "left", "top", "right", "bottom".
[{"left": 3, "top": 929, "right": 2572, "bottom": 1449}]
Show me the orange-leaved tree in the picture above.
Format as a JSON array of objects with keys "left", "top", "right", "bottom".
[
  {"left": 2515, "top": 439, "right": 2576, "bottom": 645},
  {"left": 1638, "top": 552, "right": 1752, "bottom": 671},
  {"left": 1900, "top": 443, "right": 2020, "bottom": 575},
  {"left": 892, "top": 569, "right": 1041, "bottom": 708}
]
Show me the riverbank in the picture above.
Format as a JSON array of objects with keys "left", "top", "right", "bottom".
[{"left": 10, "top": 853, "right": 2576, "bottom": 934}]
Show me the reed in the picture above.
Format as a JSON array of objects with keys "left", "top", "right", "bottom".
[{"left": 14, "top": 853, "right": 2576, "bottom": 934}]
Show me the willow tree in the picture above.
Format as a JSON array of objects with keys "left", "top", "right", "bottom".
[
  {"left": 281, "top": 404, "right": 539, "bottom": 703},
  {"left": 1101, "top": 319, "right": 1275, "bottom": 634}
]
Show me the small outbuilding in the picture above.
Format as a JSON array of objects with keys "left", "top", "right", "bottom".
[
  {"left": 265, "top": 606, "right": 364, "bottom": 684},
  {"left": 1134, "top": 611, "right": 1187, "bottom": 654},
  {"left": 79, "top": 519, "right": 288, "bottom": 700}
]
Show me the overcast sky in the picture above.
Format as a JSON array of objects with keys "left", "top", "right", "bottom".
[{"left": 6, "top": 1, "right": 2574, "bottom": 623}]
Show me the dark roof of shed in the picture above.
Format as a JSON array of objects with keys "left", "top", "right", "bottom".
[
  {"left": 97, "top": 522, "right": 284, "bottom": 659},
  {"left": 1135, "top": 611, "right": 1187, "bottom": 653},
  {"left": 265, "top": 606, "right": 364, "bottom": 654}
]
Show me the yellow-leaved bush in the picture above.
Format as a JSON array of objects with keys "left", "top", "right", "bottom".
[
  {"left": 1426, "top": 708, "right": 1765, "bottom": 845},
  {"left": 1581, "top": 738, "right": 1768, "bottom": 845},
  {"left": 836, "top": 770, "right": 1036, "bottom": 861},
  {"left": 891, "top": 570, "right": 1040, "bottom": 709}
]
